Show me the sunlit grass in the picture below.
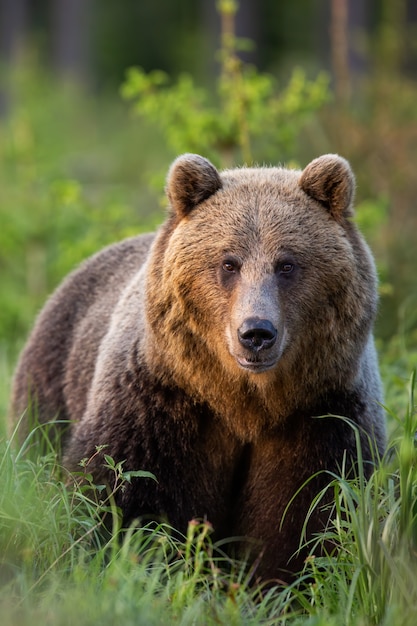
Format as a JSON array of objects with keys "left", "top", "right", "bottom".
[
  {"left": 293, "top": 374, "right": 417, "bottom": 625},
  {"left": 1, "top": 372, "right": 416, "bottom": 625}
]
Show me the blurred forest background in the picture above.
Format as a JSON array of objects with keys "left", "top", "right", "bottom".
[{"left": 0, "top": 0, "right": 416, "bottom": 413}]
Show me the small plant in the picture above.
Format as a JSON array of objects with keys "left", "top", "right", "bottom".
[{"left": 121, "top": 0, "right": 329, "bottom": 168}]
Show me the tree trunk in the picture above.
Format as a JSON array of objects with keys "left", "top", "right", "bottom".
[
  {"left": 0, "top": 0, "right": 28, "bottom": 60},
  {"left": 50, "top": 0, "right": 91, "bottom": 85}
]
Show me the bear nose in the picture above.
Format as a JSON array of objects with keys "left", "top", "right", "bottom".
[{"left": 238, "top": 318, "right": 277, "bottom": 352}]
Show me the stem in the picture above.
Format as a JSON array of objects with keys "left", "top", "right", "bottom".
[
  {"left": 218, "top": 0, "right": 252, "bottom": 164},
  {"left": 330, "top": 0, "right": 350, "bottom": 104}
]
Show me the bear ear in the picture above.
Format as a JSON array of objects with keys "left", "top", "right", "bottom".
[
  {"left": 166, "top": 153, "right": 223, "bottom": 218},
  {"left": 299, "top": 154, "right": 355, "bottom": 220}
]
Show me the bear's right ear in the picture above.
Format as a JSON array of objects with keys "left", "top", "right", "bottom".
[{"left": 166, "top": 154, "right": 223, "bottom": 218}]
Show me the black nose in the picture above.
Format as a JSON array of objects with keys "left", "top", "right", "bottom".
[{"left": 238, "top": 318, "right": 277, "bottom": 352}]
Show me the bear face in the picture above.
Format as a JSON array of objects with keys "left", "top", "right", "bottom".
[{"left": 144, "top": 154, "right": 378, "bottom": 440}]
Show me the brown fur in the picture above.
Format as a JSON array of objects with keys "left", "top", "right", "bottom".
[{"left": 10, "top": 154, "right": 386, "bottom": 582}]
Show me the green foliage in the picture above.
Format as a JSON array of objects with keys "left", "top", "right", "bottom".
[
  {"left": 0, "top": 1, "right": 416, "bottom": 622},
  {"left": 0, "top": 64, "right": 167, "bottom": 352},
  {"left": 379, "top": 333, "right": 417, "bottom": 421},
  {"left": 0, "top": 426, "right": 284, "bottom": 625},
  {"left": 353, "top": 196, "right": 391, "bottom": 301},
  {"left": 295, "top": 372, "right": 417, "bottom": 626},
  {"left": 313, "top": 3, "right": 417, "bottom": 345},
  {"left": 1, "top": 376, "right": 417, "bottom": 625},
  {"left": 121, "top": 0, "right": 329, "bottom": 168}
]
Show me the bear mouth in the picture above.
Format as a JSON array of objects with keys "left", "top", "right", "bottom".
[{"left": 236, "top": 356, "right": 278, "bottom": 373}]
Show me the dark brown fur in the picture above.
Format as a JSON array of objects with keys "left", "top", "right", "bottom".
[{"left": 10, "top": 154, "right": 386, "bottom": 582}]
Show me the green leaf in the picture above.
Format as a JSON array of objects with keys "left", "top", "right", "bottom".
[{"left": 122, "top": 470, "right": 158, "bottom": 483}]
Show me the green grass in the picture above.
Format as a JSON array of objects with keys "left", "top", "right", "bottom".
[
  {"left": 0, "top": 434, "right": 284, "bottom": 625},
  {"left": 1, "top": 370, "right": 416, "bottom": 625}
]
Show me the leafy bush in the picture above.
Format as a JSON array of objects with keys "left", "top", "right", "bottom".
[
  {"left": 0, "top": 64, "right": 169, "bottom": 352},
  {"left": 121, "top": 0, "right": 329, "bottom": 169}
]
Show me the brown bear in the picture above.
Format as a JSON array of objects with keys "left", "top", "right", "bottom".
[{"left": 10, "top": 153, "right": 386, "bottom": 581}]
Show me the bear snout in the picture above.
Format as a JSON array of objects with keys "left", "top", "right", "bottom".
[{"left": 238, "top": 317, "right": 277, "bottom": 353}]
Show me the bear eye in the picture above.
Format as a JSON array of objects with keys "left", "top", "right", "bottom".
[
  {"left": 277, "top": 262, "right": 295, "bottom": 275},
  {"left": 222, "top": 259, "right": 239, "bottom": 273}
]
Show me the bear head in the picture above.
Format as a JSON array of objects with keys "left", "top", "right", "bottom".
[{"left": 144, "top": 154, "right": 377, "bottom": 438}]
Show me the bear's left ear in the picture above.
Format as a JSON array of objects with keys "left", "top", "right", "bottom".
[
  {"left": 299, "top": 154, "right": 355, "bottom": 220},
  {"left": 166, "top": 153, "right": 223, "bottom": 218}
]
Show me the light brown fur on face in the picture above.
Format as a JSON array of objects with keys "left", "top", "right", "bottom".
[
  {"left": 10, "top": 153, "right": 386, "bottom": 582},
  {"left": 145, "top": 156, "right": 379, "bottom": 439}
]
